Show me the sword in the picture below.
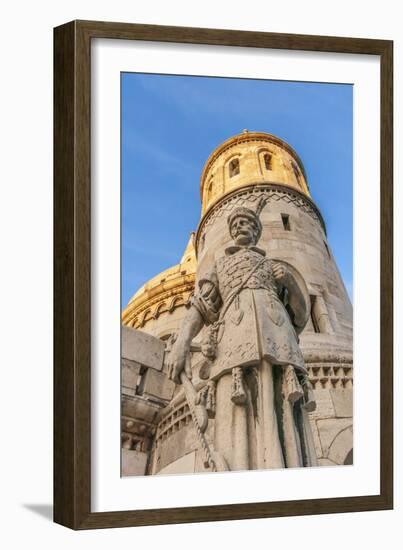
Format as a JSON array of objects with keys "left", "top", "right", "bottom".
[
  {"left": 165, "top": 335, "right": 229, "bottom": 471},
  {"left": 164, "top": 335, "right": 208, "bottom": 433}
]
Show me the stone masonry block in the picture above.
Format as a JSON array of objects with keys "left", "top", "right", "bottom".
[
  {"left": 141, "top": 368, "right": 175, "bottom": 402},
  {"left": 330, "top": 389, "right": 353, "bottom": 417},
  {"left": 122, "top": 449, "right": 148, "bottom": 476},
  {"left": 157, "top": 451, "right": 196, "bottom": 475},
  {"left": 122, "top": 326, "right": 164, "bottom": 371},
  {"left": 316, "top": 417, "right": 352, "bottom": 457},
  {"left": 309, "top": 389, "right": 335, "bottom": 420},
  {"left": 308, "top": 419, "right": 323, "bottom": 458},
  {"left": 122, "top": 358, "right": 141, "bottom": 390},
  {"left": 122, "top": 395, "right": 161, "bottom": 424}
]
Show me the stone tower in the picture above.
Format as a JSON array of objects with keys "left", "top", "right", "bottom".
[{"left": 122, "top": 131, "right": 353, "bottom": 475}]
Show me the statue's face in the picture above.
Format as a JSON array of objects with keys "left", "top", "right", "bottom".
[{"left": 230, "top": 216, "right": 258, "bottom": 246}]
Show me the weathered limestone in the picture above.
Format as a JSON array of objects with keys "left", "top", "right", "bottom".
[
  {"left": 140, "top": 368, "right": 175, "bottom": 402},
  {"left": 157, "top": 451, "right": 197, "bottom": 475},
  {"left": 330, "top": 389, "right": 353, "bottom": 417},
  {"left": 122, "top": 359, "right": 141, "bottom": 396},
  {"left": 122, "top": 326, "right": 164, "bottom": 371},
  {"left": 122, "top": 449, "right": 148, "bottom": 476},
  {"left": 315, "top": 418, "right": 353, "bottom": 464},
  {"left": 120, "top": 328, "right": 174, "bottom": 476},
  {"left": 121, "top": 131, "right": 353, "bottom": 476}
]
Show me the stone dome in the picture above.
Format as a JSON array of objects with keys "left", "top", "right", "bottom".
[{"left": 122, "top": 234, "right": 196, "bottom": 333}]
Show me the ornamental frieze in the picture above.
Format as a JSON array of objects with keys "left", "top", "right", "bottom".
[{"left": 196, "top": 184, "right": 326, "bottom": 254}]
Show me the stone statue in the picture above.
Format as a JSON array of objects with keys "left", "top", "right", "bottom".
[{"left": 167, "top": 200, "right": 317, "bottom": 471}]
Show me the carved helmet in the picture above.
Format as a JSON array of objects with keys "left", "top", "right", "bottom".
[{"left": 227, "top": 197, "right": 267, "bottom": 242}]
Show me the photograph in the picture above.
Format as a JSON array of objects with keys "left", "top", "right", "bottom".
[
  {"left": 120, "top": 72, "right": 353, "bottom": 476},
  {"left": 0, "top": 0, "right": 395, "bottom": 539}
]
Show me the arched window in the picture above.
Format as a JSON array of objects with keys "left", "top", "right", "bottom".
[
  {"left": 291, "top": 160, "right": 301, "bottom": 186},
  {"left": 229, "top": 158, "right": 240, "bottom": 177},
  {"left": 206, "top": 179, "right": 214, "bottom": 202},
  {"left": 263, "top": 152, "right": 272, "bottom": 170}
]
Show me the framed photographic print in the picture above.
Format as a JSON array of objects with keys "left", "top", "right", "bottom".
[{"left": 54, "top": 20, "right": 393, "bottom": 529}]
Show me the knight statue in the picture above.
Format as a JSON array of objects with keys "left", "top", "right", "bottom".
[{"left": 166, "top": 199, "right": 317, "bottom": 471}]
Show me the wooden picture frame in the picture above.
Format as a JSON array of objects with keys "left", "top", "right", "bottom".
[{"left": 54, "top": 19, "right": 393, "bottom": 529}]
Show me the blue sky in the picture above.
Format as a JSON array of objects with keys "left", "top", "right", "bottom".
[{"left": 121, "top": 73, "right": 353, "bottom": 307}]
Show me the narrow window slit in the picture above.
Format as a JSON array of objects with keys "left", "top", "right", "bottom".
[
  {"left": 281, "top": 213, "right": 291, "bottom": 231},
  {"left": 310, "top": 295, "right": 321, "bottom": 333}
]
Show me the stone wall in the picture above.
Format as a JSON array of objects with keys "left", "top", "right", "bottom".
[{"left": 121, "top": 326, "right": 175, "bottom": 476}]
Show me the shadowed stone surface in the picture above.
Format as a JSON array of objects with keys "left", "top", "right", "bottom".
[{"left": 122, "top": 449, "right": 148, "bottom": 476}]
